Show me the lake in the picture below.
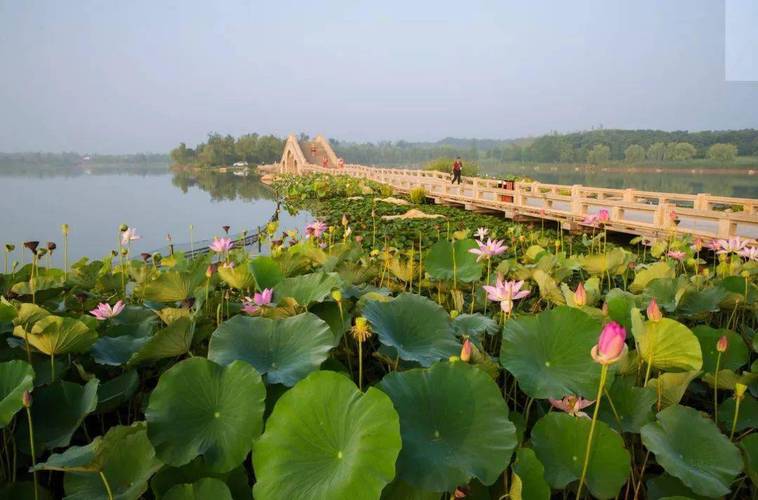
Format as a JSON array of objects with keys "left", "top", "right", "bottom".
[
  {"left": 0, "top": 168, "right": 312, "bottom": 264},
  {"left": 478, "top": 163, "right": 758, "bottom": 198}
]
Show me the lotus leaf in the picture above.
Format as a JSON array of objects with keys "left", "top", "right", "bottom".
[
  {"left": 128, "top": 317, "right": 194, "bottom": 366},
  {"left": 634, "top": 317, "right": 702, "bottom": 372},
  {"left": 142, "top": 270, "right": 205, "bottom": 302},
  {"left": 250, "top": 256, "right": 284, "bottom": 289},
  {"left": 510, "top": 447, "right": 550, "bottom": 500},
  {"left": 15, "top": 315, "right": 97, "bottom": 357},
  {"left": 163, "top": 478, "right": 232, "bottom": 500},
  {"left": 0, "top": 360, "right": 34, "bottom": 428},
  {"left": 378, "top": 362, "right": 517, "bottom": 491},
  {"left": 424, "top": 239, "right": 483, "bottom": 283},
  {"left": 692, "top": 325, "right": 748, "bottom": 374},
  {"left": 272, "top": 271, "right": 342, "bottom": 306},
  {"left": 253, "top": 370, "right": 401, "bottom": 499}
]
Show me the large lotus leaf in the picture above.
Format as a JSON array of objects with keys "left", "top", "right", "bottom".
[
  {"left": 272, "top": 272, "right": 342, "bottom": 306},
  {"left": 250, "top": 256, "right": 284, "bottom": 289},
  {"left": 718, "top": 275, "right": 758, "bottom": 307},
  {"left": 13, "top": 302, "right": 51, "bottom": 329},
  {"left": 718, "top": 394, "right": 758, "bottom": 432},
  {"left": 531, "top": 412, "right": 630, "bottom": 499},
  {"left": 380, "top": 479, "right": 439, "bottom": 500},
  {"left": 95, "top": 370, "right": 139, "bottom": 414},
  {"left": 310, "top": 300, "right": 351, "bottom": 342},
  {"left": 677, "top": 286, "right": 728, "bottom": 317},
  {"left": 532, "top": 269, "right": 564, "bottom": 304},
  {"left": 163, "top": 478, "right": 232, "bottom": 500},
  {"left": 208, "top": 313, "right": 333, "bottom": 386},
  {"left": 578, "top": 248, "right": 628, "bottom": 275},
  {"left": 510, "top": 447, "right": 550, "bottom": 500},
  {"left": 142, "top": 270, "right": 204, "bottom": 302},
  {"left": 641, "top": 404, "right": 742, "bottom": 497},
  {"left": 146, "top": 358, "right": 265, "bottom": 472},
  {"left": 128, "top": 317, "right": 194, "bottom": 366},
  {"left": 91, "top": 335, "right": 149, "bottom": 366},
  {"left": 17, "top": 379, "right": 98, "bottom": 453},
  {"left": 424, "top": 239, "right": 483, "bottom": 283},
  {"left": 605, "top": 288, "right": 638, "bottom": 330},
  {"left": 740, "top": 434, "right": 758, "bottom": 488},
  {"left": 645, "top": 371, "right": 700, "bottom": 408},
  {"left": 362, "top": 293, "right": 459, "bottom": 366},
  {"left": 598, "top": 375, "right": 657, "bottom": 433},
  {"left": 692, "top": 326, "right": 748, "bottom": 374},
  {"left": 59, "top": 423, "right": 162, "bottom": 500},
  {"left": 636, "top": 318, "right": 702, "bottom": 372},
  {"left": 0, "top": 360, "right": 34, "bottom": 428},
  {"left": 150, "top": 457, "right": 250, "bottom": 500},
  {"left": 253, "top": 370, "right": 401, "bottom": 500},
  {"left": 452, "top": 313, "right": 499, "bottom": 337},
  {"left": 15, "top": 315, "right": 97, "bottom": 356},
  {"left": 630, "top": 262, "right": 675, "bottom": 292},
  {"left": 500, "top": 306, "right": 603, "bottom": 399},
  {"left": 378, "top": 362, "right": 517, "bottom": 491},
  {"left": 643, "top": 277, "right": 688, "bottom": 312},
  {"left": 218, "top": 264, "right": 255, "bottom": 291}
]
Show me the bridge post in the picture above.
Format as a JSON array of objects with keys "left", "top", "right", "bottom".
[
  {"left": 694, "top": 193, "right": 710, "bottom": 211},
  {"left": 570, "top": 185, "right": 583, "bottom": 217},
  {"left": 623, "top": 189, "right": 635, "bottom": 203},
  {"left": 717, "top": 217, "right": 736, "bottom": 238}
]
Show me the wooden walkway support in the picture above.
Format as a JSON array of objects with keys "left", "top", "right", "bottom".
[{"left": 267, "top": 134, "right": 758, "bottom": 242}]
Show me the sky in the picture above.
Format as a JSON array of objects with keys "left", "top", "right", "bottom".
[{"left": 0, "top": 0, "right": 757, "bottom": 153}]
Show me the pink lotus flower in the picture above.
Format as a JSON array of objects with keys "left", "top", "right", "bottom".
[
  {"left": 469, "top": 238, "right": 507, "bottom": 262},
  {"left": 305, "top": 220, "right": 328, "bottom": 239},
  {"left": 482, "top": 275, "right": 530, "bottom": 313},
  {"left": 242, "top": 288, "right": 273, "bottom": 315},
  {"left": 739, "top": 246, "right": 758, "bottom": 262},
  {"left": 120, "top": 227, "right": 141, "bottom": 246},
  {"left": 716, "top": 237, "right": 749, "bottom": 255},
  {"left": 691, "top": 238, "right": 703, "bottom": 252},
  {"left": 646, "top": 298, "right": 662, "bottom": 321},
  {"left": 591, "top": 321, "right": 627, "bottom": 365},
  {"left": 209, "top": 237, "right": 233, "bottom": 253},
  {"left": 667, "top": 250, "right": 685, "bottom": 261},
  {"left": 582, "top": 214, "right": 599, "bottom": 226},
  {"left": 706, "top": 239, "right": 722, "bottom": 252},
  {"left": 574, "top": 282, "right": 587, "bottom": 306},
  {"left": 597, "top": 209, "right": 609, "bottom": 222},
  {"left": 549, "top": 395, "right": 594, "bottom": 418},
  {"left": 90, "top": 300, "right": 125, "bottom": 321},
  {"left": 475, "top": 227, "right": 489, "bottom": 240}
]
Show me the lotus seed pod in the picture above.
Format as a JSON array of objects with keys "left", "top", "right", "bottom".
[
  {"left": 119, "top": 224, "right": 128, "bottom": 232},
  {"left": 331, "top": 289, "right": 342, "bottom": 302}
]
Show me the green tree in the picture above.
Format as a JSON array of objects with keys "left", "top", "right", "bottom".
[
  {"left": 706, "top": 143, "right": 738, "bottom": 162},
  {"left": 169, "top": 143, "right": 195, "bottom": 165},
  {"left": 624, "top": 144, "right": 646, "bottom": 163},
  {"left": 586, "top": 144, "right": 611, "bottom": 164},
  {"left": 647, "top": 142, "right": 666, "bottom": 162}
]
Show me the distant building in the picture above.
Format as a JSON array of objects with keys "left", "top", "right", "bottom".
[{"left": 233, "top": 161, "right": 248, "bottom": 167}]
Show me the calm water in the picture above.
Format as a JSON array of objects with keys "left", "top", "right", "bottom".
[
  {"left": 479, "top": 164, "right": 758, "bottom": 198},
  {"left": 0, "top": 169, "right": 311, "bottom": 263}
]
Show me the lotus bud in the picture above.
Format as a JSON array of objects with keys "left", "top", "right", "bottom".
[
  {"left": 119, "top": 224, "right": 128, "bottom": 232},
  {"left": 331, "top": 289, "right": 342, "bottom": 302},
  {"left": 692, "top": 238, "right": 703, "bottom": 252},
  {"left": 206, "top": 263, "right": 218, "bottom": 278},
  {"left": 574, "top": 282, "right": 587, "bottom": 307},
  {"left": 342, "top": 214, "right": 349, "bottom": 227},
  {"left": 222, "top": 225, "right": 230, "bottom": 234},
  {"left": 591, "top": 322, "right": 627, "bottom": 365},
  {"left": 61, "top": 223, "right": 70, "bottom": 235},
  {"left": 23, "top": 241, "right": 39, "bottom": 253},
  {"left": 717, "top": 335, "right": 728, "bottom": 353},
  {"left": 460, "top": 339, "right": 472, "bottom": 362},
  {"left": 355, "top": 235, "right": 364, "bottom": 244},
  {"left": 646, "top": 298, "right": 662, "bottom": 322},
  {"left": 735, "top": 383, "right": 747, "bottom": 400},
  {"left": 22, "top": 390, "right": 32, "bottom": 408},
  {"left": 4, "top": 244, "right": 14, "bottom": 252}
]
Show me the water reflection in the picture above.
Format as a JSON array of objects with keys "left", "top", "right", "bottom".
[{"left": 170, "top": 169, "right": 276, "bottom": 201}]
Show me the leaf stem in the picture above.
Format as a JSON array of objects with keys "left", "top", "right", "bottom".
[
  {"left": 714, "top": 352, "right": 722, "bottom": 423},
  {"left": 24, "top": 406, "right": 38, "bottom": 500},
  {"left": 99, "top": 471, "right": 114, "bottom": 500},
  {"left": 576, "top": 363, "right": 609, "bottom": 500}
]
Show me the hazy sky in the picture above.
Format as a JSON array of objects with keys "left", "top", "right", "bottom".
[{"left": 1, "top": 0, "right": 757, "bottom": 153}]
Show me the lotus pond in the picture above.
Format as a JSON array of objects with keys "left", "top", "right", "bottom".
[{"left": 0, "top": 173, "right": 757, "bottom": 500}]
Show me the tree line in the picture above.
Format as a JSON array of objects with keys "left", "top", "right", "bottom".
[
  {"left": 486, "top": 128, "right": 758, "bottom": 164},
  {"left": 170, "top": 133, "right": 284, "bottom": 167}
]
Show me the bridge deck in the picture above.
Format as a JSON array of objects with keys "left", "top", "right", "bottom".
[{"left": 272, "top": 134, "right": 758, "bottom": 242}]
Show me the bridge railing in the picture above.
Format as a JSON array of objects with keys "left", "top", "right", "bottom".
[{"left": 277, "top": 162, "right": 757, "bottom": 241}]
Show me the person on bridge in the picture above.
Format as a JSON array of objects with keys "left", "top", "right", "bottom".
[
  {"left": 451, "top": 156, "right": 463, "bottom": 184},
  {"left": 322, "top": 157, "right": 329, "bottom": 168}
]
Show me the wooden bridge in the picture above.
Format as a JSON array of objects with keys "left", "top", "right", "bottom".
[{"left": 266, "top": 134, "right": 758, "bottom": 242}]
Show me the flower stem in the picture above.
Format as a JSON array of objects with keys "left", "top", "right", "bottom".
[
  {"left": 576, "top": 364, "right": 609, "bottom": 500},
  {"left": 99, "top": 471, "right": 114, "bottom": 500},
  {"left": 714, "top": 352, "right": 722, "bottom": 423},
  {"left": 24, "top": 406, "right": 39, "bottom": 500},
  {"left": 357, "top": 341, "right": 363, "bottom": 391}
]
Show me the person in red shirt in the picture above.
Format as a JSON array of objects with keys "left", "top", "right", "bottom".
[
  {"left": 451, "top": 156, "right": 463, "bottom": 184},
  {"left": 322, "top": 157, "right": 328, "bottom": 168}
]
